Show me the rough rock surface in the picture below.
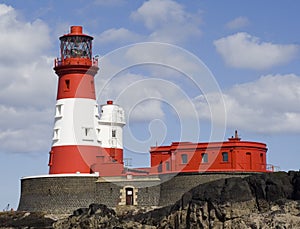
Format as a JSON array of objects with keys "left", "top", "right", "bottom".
[
  {"left": 53, "top": 203, "right": 156, "bottom": 229},
  {"left": 2, "top": 171, "right": 300, "bottom": 228},
  {"left": 129, "top": 171, "right": 300, "bottom": 228},
  {"left": 0, "top": 211, "right": 55, "bottom": 228}
]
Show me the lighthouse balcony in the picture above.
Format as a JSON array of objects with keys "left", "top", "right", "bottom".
[{"left": 54, "top": 57, "right": 98, "bottom": 67}]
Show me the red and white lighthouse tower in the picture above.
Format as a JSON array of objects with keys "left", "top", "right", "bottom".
[
  {"left": 48, "top": 26, "right": 126, "bottom": 175},
  {"left": 48, "top": 26, "right": 100, "bottom": 174}
]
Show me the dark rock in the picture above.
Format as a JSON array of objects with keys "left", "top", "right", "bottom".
[
  {"left": 73, "top": 207, "right": 89, "bottom": 216},
  {"left": 291, "top": 171, "right": 300, "bottom": 199},
  {"left": 0, "top": 211, "right": 54, "bottom": 228},
  {"left": 54, "top": 203, "right": 123, "bottom": 229},
  {"left": 131, "top": 171, "right": 300, "bottom": 228}
]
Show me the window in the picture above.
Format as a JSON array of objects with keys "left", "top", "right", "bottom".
[
  {"left": 96, "top": 128, "right": 101, "bottom": 136},
  {"left": 181, "top": 154, "right": 188, "bottom": 164},
  {"left": 55, "top": 104, "right": 63, "bottom": 117},
  {"left": 94, "top": 104, "right": 100, "bottom": 118},
  {"left": 222, "top": 152, "right": 228, "bottom": 162},
  {"left": 85, "top": 128, "right": 89, "bottom": 136},
  {"left": 158, "top": 161, "right": 162, "bottom": 173},
  {"left": 83, "top": 127, "right": 93, "bottom": 141},
  {"left": 202, "top": 153, "right": 208, "bottom": 163},
  {"left": 91, "top": 80, "right": 94, "bottom": 90},
  {"left": 53, "top": 128, "right": 60, "bottom": 140},
  {"left": 65, "top": 79, "right": 70, "bottom": 90},
  {"left": 112, "top": 129, "right": 116, "bottom": 138},
  {"left": 166, "top": 161, "right": 170, "bottom": 171},
  {"left": 96, "top": 128, "right": 102, "bottom": 145},
  {"left": 61, "top": 36, "right": 92, "bottom": 59},
  {"left": 48, "top": 151, "right": 54, "bottom": 166}
]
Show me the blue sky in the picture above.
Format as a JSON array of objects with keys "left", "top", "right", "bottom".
[{"left": 0, "top": 0, "right": 300, "bottom": 210}]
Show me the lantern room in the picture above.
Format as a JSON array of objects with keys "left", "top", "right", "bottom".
[{"left": 57, "top": 26, "right": 94, "bottom": 66}]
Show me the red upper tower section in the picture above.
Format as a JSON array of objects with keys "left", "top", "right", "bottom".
[{"left": 54, "top": 26, "right": 99, "bottom": 100}]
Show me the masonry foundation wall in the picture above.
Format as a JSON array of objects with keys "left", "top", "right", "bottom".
[
  {"left": 18, "top": 176, "right": 98, "bottom": 213},
  {"left": 18, "top": 173, "right": 255, "bottom": 213}
]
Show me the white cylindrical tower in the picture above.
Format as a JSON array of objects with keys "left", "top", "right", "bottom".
[{"left": 98, "top": 100, "right": 126, "bottom": 164}]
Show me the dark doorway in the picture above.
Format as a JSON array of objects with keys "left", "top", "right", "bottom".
[{"left": 125, "top": 187, "right": 134, "bottom": 205}]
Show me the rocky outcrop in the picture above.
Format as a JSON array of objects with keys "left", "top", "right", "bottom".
[
  {"left": 0, "top": 211, "right": 55, "bottom": 229},
  {"left": 130, "top": 171, "right": 300, "bottom": 228},
  {"left": 53, "top": 203, "right": 156, "bottom": 229}
]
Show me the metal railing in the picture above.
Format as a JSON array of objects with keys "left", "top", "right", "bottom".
[
  {"left": 266, "top": 164, "right": 280, "bottom": 172},
  {"left": 54, "top": 57, "right": 99, "bottom": 67}
]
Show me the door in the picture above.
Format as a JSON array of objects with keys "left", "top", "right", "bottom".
[{"left": 125, "top": 187, "right": 134, "bottom": 205}]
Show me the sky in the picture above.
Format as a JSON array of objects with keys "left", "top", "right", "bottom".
[{"left": 0, "top": 0, "right": 300, "bottom": 210}]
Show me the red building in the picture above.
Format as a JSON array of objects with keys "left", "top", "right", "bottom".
[{"left": 150, "top": 131, "right": 269, "bottom": 174}]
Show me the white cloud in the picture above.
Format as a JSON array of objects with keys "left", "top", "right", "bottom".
[
  {"left": 95, "top": 1, "right": 202, "bottom": 46},
  {"left": 97, "top": 28, "right": 142, "bottom": 44},
  {"left": 194, "top": 74, "right": 300, "bottom": 133},
  {"left": 225, "top": 16, "right": 249, "bottom": 30},
  {"left": 0, "top": 4, "right": 55, "bottom": 154},
  {"left": 214, "top": 32, "right": 299, "bottom": 70},
  {"left": 130, "top": 0, "right": 202, "bottom": 43},
  {"left": 0, "top": 4, "right": 51, "bottom": 65}
]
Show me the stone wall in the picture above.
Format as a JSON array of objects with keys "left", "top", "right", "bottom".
[
  {"left": 95, "top": 181, "right": 121, "bottom": 207},
  {"left": 136, "top": 185, "right": 160, "bottom": 206},
  {"left": 95, "top": 179, "right": 161, "bottom": 207},
  {"left": 18, "top": 176, "right": 98, "bottom": 213},
  {"left": 18, "top": 173, "right": 255, "bottom": 213}
]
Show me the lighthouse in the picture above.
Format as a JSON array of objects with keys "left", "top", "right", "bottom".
[
  {"left": 48, "top": 26, "right": 126, "bottom": 175},
  {"left": 48, "top": 26, "right": 101, "bottom": 174}
]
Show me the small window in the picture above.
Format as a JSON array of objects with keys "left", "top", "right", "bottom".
[
  {"left": 166, "top": 161, "right": 170, "bottom": 171},
  {"left": 181, "top": 154, "right": 188, "bottom": 164},
  {"left": 91, "top": 80, "right": 94, "bottom": 89},
  {"left": 48, "top": 151, "right": 54, "bottom": 166},
  {"left": 83, "top": 127, "right": 93, "bottom": 140},
  {"left": 65, "top": 79, "right": 70, "bottom": 90},
  {"left": 158, "top": 161, "right": 162, "bottom": 173},
  {"left": 222, "top": 152, "right": 228, "bottom": 162},
  {"left": 112, "top": 129, "right": 116, "bottom": 138},
  {"left": 95, "top": 104, "right": 100, "bottom": 118},
  {"left": 55, "top": 104, "right": 63, "bottom": 117},
  {"left": 53, "top": 128, "right": 60, "bottom": 140},
  {"left": 202, "top": 153, "right": 208, "bottom": 163}
]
